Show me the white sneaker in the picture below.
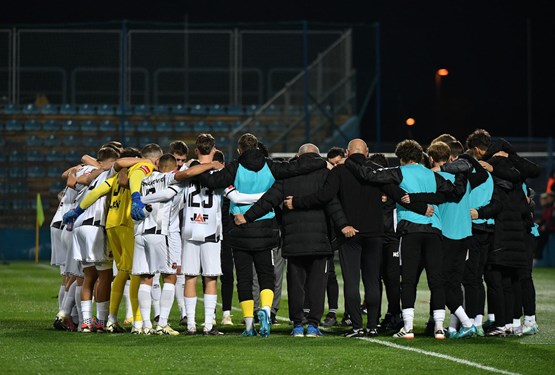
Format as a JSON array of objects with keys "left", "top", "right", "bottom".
[
  {"left": 221, "top": 315, "right": 234, "bottom": 326},
  {"left": 156, "top": 324, "right": 180, "bottom": 336},
  {"left": 142, "top": 327, "right": 156, "bottom": 335},
  {"left": 130, "top": 326, "right": 143, "bottom": 334},
  {"left": 393, "top": 327, "right": 414, "bottom": 339}
]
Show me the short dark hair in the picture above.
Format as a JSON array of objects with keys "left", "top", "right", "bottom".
[
  {"left": 196, "top": 134, "right": 215, "bottom": 155},
  {"left": 327, "top": 147, "right": 345, "bottom": 160},
  {"left": 466, "top": 129, "right": 491, "bottom": 151},
  {"left": 169, "top": 140, "right": 189, "bottom": 156},
  {"left": 431, "top": 133, "right": 457, "bottom": 145},
  {"left": 395, "top": 139, "right": 423, "bottom": 164},
  {"left": 447, "top": 140, "right": 464, "bottom": 158},
  {"left": 368, "top": 153, "right": 388, "bottom": 167},
  {"left": 97, "top": 147, "right": 120, "bottom": 161},
  {"left": 158, "top": 153, "right": 177, "bottom": 170},
  {"left": 119, "top": 147, "right": 142, "bottom": 158},
  {"left": 427, "top": 141, "right": 451, "bottom": 163},
  {"left": 140, "top": 143, "right": 163, "bottom": 160},
  {"left": 238, "top": 133, "right": 258, "bottom": 152},
  {"left": 213, "top": 150, "right": 225, "bottom": 164}
]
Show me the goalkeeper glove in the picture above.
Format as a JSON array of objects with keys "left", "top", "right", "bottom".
[
  {"left": 62, "top": 206, "right": 85, "bottom": 225},
  {"left": 131, "top": 192, "right": 146, "bottom": 221}
]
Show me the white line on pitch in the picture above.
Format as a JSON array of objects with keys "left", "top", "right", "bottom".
[{"left": 358, "top": 337, "right": 521, "bottom": 375}]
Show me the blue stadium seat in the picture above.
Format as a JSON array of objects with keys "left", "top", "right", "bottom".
[
  {"left": 139, "top": 135, "right": 154, "bottom": 146},
  {"left": 81, "top": 120, "right": 98, "bottom": 132},
  {"left": 157, "top": 136, "right": 172, "bottom": 147},
  {"left": 82, "top": 136, "right": 97, "bottom": 148},
  {"left": 194, "top": 120, "right": 210, "bottom": 132},
  {"left": 43, "top": 119, "right": 60, "bottom": 131},
  {"left": 190, "top": 104, "right": 207, "bottom": 115},
  {"left": 267, "top": 121, "right": 283, "bottom": 132},
  {"left": 28, "top": 166, "right": 46, "bottom": 178},
  {"left": 59, "top": 103, "right": 77, "bottom": 115},
  {"left": 22, "top": 103, "right": 39, "bottom": 115},
  {"left": 9, "top": 168, "right": 25, "bottom": 178},
  {"left": 212, "top": 120, "right": 229, "bottom": 132},
  {"left": 208, "top": 104, "right": 225, "bottom": 115},
  {"left": 44, "top": 135, "right": 62, "bottom": 147},
  {"left": 40, "top": 103, "right": 58, "bottom": 114},
  {"left": 28, "top": 150, "right": 44, "bottom": 162},
  {"left": 47, "top": 166, "right": 64, "bottom": 178},
  {"left": 123, "top": 135, "right": 137, "bottom": 147},
  {"left": 120, "top": 120, "right": 135, "bottom": 132},
  {"left": 62, "top": 120, "right": 79, "bottom": 131},
  {"left": 8, "top": 150, "right": 25, "bottom": 162},
  {"left": 115, "top": 105, "right": 132, "bottom": 115},
  {"left": 153, "top": 105, "right": 170, "bottom": 115},
  {"left": 226, "top": 104, "right": 244, "bottom": 116},
  {"left": 46, "top": 150, "right": 64, "bottom": 162},
  {"left": 62, "top": 135, "right": 78, "bottom": 146},
  {"left": 2, "top": 103, "right": 19, "bottom": 114},
  {"left": 78, "top": 103, "right": 96, "bottom": 115},
  {"left": 24, "top": 120, "right": 41, "bottom": 131},
  {"left": 216, "top": 136, "right": 230, "bottom": 148},
  {"left": 266, "top": 104, "right": 282, "bottom": 115},
  {"left": 6, "top": 119, "right": 22, "bottom": 131},
  {"left": 49, "top": 182, "right": 66, "bottom": 195},
  {"left": 133, "top": 104, "right": 151, "bottom": 116},
  {"left": 171, "top": 104, "right": 188, "bottom": 115},
  {"left": 137, "top": 121, "right": 152, "bottom": 132},
  {"left": 99, "top": 120, "right": 115, "bottom": 132},
  {"left": 155, "top": 122, "right": 173, "bottom": 132},
  {"left": 245, "top": 104, "right": 258, "bottom": 115},
  {"left": 27, "top": 135, "right": 43, "bottom": 146},
  {"left": 97, "top": 104, "right": 115, "bottom": 115},
  {"left": 174, "top": 121, "right": 193, "bottom": 132},
  {"left": 230, "top": 120, "right": 242, "bottom": 129},
  {"left": 65, "top": 150, "right": 81, "bottom": 163},
  {"left": 12, "top": 199, "right": 32, "bottom": 210}
]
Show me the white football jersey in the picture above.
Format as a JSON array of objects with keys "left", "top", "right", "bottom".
[
  {"left": 73, "top": 166, "right": 116, "bottom": 229},
  {"left": 181, "top": 167, "right": 223, "bottom": 243},
  {"left": 51, "top": 186, "right": 78, "bottom": 227},
  {"left": 137, "top": 171, "right": 183, "bottom": 236}
]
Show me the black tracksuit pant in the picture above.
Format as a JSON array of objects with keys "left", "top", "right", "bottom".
[
  {"left": 443, "top": 237, "right": 469, "bottom": 313},
  {"left": 339, "top": 235, "right": 382, "bottom": 330},
  {"left": 233, "top": 248, "right": 274, "bottom": 303},
  {"left": 287, "top": 255, "right": 328, "bottom": 327},
  {"left": 462, "top": 230, "right": 491, "bottom": 318},
  {"left": 380, "top": 235, "right": 401, "bottom": 316},
  {"left": 326, "top": 253, "right": 339, "bottom": 312},
  {"left": 400, "top": 232, "right": 445, "bottom": 311},
  {"left": 220, "top": 238, "right": 234, "bottom": 312}
]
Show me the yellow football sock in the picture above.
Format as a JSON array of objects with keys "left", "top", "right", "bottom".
[
  {"left": 109, "top": 271, "right": 127, "bottom": 316},
  {"left": 240, "top": 300, "right": 255, "bottom": 318},
  {"left": 130, "top": 274, "right": 142, "bottom": 323},
  {"left": 260, "top": 289, "right": 274, "bottom": 309}
]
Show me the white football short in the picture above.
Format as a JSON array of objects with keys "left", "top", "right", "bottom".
[
  {"left": 50, "top": 226, "right": 66, "bottom": 269},
  {"left": 181, "top": 239, "right": 222, "bottom": 277},
  {"left": 73, "top": 225, "right": 111, "bottom": 263},
  {"left": 168, "top": 231, "right": 182, "bottom": 267},
  {"left": 132, "top": 234, "right": 179, "bottom": 276},
  {"left": 62, "top": 229, "right": 83, "bottom": 278}
]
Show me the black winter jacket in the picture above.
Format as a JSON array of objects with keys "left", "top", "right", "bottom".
[
  {"left": 243, "top": 152, "right": 344, "bottom": 258},
  {"left": 200, "top": 148, "right": 326, "bottom": 251}
]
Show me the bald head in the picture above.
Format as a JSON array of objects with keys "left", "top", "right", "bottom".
[
  {"left": 347, "top": 139, "right": 369, "bottom": 156},
  {"left": 298, "top": 143, "right": 320, "bottom": 155}
]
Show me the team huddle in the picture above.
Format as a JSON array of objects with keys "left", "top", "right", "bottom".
[{"left": 49, "top": 128, "right": 541, "bottom": 339}]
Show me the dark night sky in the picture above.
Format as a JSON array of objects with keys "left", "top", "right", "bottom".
[{"left": 2, "top": 0, "right": 554, "bottom": 144}]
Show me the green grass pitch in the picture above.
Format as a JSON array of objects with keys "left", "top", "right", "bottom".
[{"left": 0, "top": 262, "right": 554, "bottom": 374}]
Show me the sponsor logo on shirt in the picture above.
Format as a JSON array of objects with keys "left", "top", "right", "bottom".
[{"left": 190, "top": 213, "right": 209, "bottom": 223}]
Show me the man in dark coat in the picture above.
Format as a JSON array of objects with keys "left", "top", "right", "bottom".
[{"left": 235, "top": 143, "right": 346, "bottom": 337}]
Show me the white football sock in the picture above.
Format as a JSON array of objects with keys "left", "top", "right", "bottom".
[
  {"left": 158, "top": 283, "right": 175, "bottom": 327},
  {"left": 244, "top": 317, "right": 254, "bottom": 331},
  {"left": 204, "top": 294, "right": 217, "bottom": 331},
  {"left": 223, "top": 310, "right": 231, "bottom": 317},
  {"left": 96, "top": 301, "right": 109, "bottom": 324},
  {"left": 488, "top": 313, "right": 495, "bottom": 322},
  {"left": 185, "top": 297, "right": 197, "bottom": 330},
  {"left": 138, "top": 284, "right": 152, "bottom": 329},
  {"left": 474, "top": 314, "right": 483, "bottom": 326},
  {"left": 75, "top": 285, "right": 83, "bottom": 326},
  {"left": 433, "top": 309, "right": 445, "bottom": 331},
  {"left": 175, "top": 274, "right": 185, "bottom": 318},
  {"left": 81, "top": 300, "right": 93, "bottom": 324},
  {"left": 454, "top": 306, "right": 472, "bottom": 328},
  {"left": 124, "top": 280, "right": 132, "bottom": 320},
  {"left": 513, "top": 318, "right": 521, "bottom": 328},
  {"left": 524, "top": 315, "right": 536, "bottom": 325},
  {"left": 448, "top": 314, "right": 459, "bottom": 333},
  {"left": 402, "top": 308, "right": 414, "bottom": 330},
  {"left": 58, "top": 284, "right": 65, "bottom": 311},
  {"left": 62, "top": 281, "right": 77, "bottom": 318},
  {"left": 151, "top": 275, "right": 161, "bottom": 318}
]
